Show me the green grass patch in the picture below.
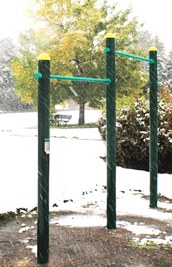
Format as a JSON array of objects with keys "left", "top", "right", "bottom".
[
  {"left": 130, "top": 239, "right": 164, "bottom": 250},
  {"left": 50, "top": 122, "right": 97, "bottom": 129}
]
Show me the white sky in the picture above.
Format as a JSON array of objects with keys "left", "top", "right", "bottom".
[
  {"left": 0, "top": 0, "right": 29, "bottom": 41},
  {"left": 117, "top": 0, "right": 172, "bottom": 52},
  {"left": 0, "top": 0, "right": 171, "bottom": 52}
]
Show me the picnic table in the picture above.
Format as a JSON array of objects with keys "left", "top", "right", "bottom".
[{"left": 50, "top": 114, "right": 72, "bottom": 125}]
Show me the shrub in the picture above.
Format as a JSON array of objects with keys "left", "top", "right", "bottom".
[{"left": 98, "top": 98, "right": 172, "bottom": 173}]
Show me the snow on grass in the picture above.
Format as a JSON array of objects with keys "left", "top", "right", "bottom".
[
  {"left": 1, "top": 112, "right": 172, "bottom": 247},
  {"left": 1, "top": 126, "right": 172, "bottom": 218},
  {"left": 123, "top": 224, "right": 161, "bottom": 236},
  {"left": 26, "top": 245, "right": 37, "bottom": 257},
  {"left": 50, "top": 214, "right": 106, "bottom": 227}
]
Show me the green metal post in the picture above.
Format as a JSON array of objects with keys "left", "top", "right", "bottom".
[
  {"left": 37, "top": 53, "right": 50, "bottom": 264},
  {"left": 149, "top": 47, "right": 158, "bottom": 208},
  {"left": 105, "top": 34, "right": 116, "bottom": 229}
]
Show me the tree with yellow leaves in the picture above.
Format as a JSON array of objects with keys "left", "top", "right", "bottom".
[{"left": 12, "top": 0, "right": 147, "bottom": 124}]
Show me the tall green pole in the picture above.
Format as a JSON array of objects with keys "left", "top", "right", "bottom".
[
  {"left": 149, "top": 47, "right": 158, "bottom": 208},
  {"left": 37, "top": 53, "right": 50, "bottom": 264},
  {"left": 105, "top": 34, "right": 116, "bottom": 229}
]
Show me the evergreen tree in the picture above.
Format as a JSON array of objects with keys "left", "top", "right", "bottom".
[
  {"left": 0, "top": 38, "right": 27, "bottom": 112},
  {"left": 137, "top": 30, "right": 165, "bottom": 54}
]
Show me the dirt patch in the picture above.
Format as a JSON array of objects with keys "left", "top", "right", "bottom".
[
  {"left": 0, "top": 212, "right": 172, "bottom": 267},
  {"left": 142, "top": 194, "right": 172, "bottom": 204}
]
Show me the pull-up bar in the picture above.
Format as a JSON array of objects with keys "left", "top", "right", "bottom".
[
  {"left": 35, "top": 72, "right": 111, "bottom": 84},
  {"left": 50, "top": 74, "right": 111, "bottom": 84},
  {"left": 36, "top": 34, "right": 158, "bottom": 265},
  {"left": 115, "top": 51, "right": 155, "bottom": 63},
  {"left": 104, "top": 47, "right": 155, "bottom": 63}
]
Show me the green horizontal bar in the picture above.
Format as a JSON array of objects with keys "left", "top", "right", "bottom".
[
  {"left": 115, "top": 51, "right": 154, "bottom": 63},
  {"left": 50, "top": 74, "right": 111, "bottom": 84}
]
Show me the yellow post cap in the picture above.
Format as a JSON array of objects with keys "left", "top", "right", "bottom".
[
  {"left": 38, "top": 53, "right": 50, "bottom": 61},
  {"left": 105, "top": 33, "right": 115, "bottom": 39},
  {"left": 149, "top": 46, "right": 157, "bottom": 51}
]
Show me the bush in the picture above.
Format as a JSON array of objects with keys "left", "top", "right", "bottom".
[
  {"left": 0, "top": 211, "right": 16, "bottom": 226},
  {"left": 98, "top": 98, "right": 172, "bottom": 173}
]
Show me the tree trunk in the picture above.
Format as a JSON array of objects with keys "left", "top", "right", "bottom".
[{"left": 78, "top": 103, "right": 85, "bottom": 125}]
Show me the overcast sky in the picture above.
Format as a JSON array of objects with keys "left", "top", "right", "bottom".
[
  {"left": 117, "top": 0, "right": 172, "bottom": 52},
  {"left": 0, "top": 0, "right": 29, "bottom": 41},
  {"left": 0, "top": 0, "right": 171, "bottom": 52}
]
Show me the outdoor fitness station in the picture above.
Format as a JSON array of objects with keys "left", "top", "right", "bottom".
[{"left": 35, "top": 33, "right": 158, "bottom": 264}]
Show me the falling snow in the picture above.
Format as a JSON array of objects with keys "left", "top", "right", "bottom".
[{"left": 0, "top": 111, "right": 172, "bottom": 267}]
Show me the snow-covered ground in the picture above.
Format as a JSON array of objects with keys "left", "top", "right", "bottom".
[{"left": 1, "top": 111, "right": 172, "bottom": 247}]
